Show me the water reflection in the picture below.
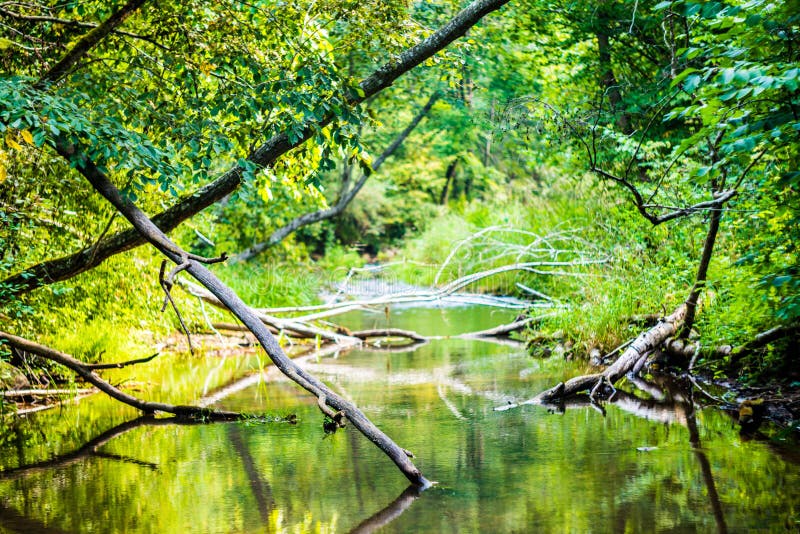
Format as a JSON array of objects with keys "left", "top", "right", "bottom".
[
  {"left": 0, "top": 416, "right": 172, "bottom": 481},
  {"left": 0, "top": 305, "right": 797, "bottom": 532},
  {"left": 0, "top": 415, "right": 423, "bottom": 533},
  {"left": 348, "top": 485, "right": 421, "bottom": 534},
  {"left": 541, "top": 374, "right": 729, "bottom": 534}
]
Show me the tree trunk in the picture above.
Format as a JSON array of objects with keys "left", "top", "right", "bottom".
[
  {"left": 595, "top": 6, "right": 631, "bottom": 135},
  {"left": 680, "top": 207, "right": 722, "bottom": 338},
  {"left": 440, "top": 158, "right": 459, "bottom": 205},
  {"left": 483, "top": 98, "right": 495, "bottom": 167}
]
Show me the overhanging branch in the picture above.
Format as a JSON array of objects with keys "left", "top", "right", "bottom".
[{"left": 4, "top": 0, "right": 509, "bottom": 296}]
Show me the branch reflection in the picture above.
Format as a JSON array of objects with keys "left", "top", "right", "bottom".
[{"left": 541, "top": 374, "right": 728, "bottom": 533}]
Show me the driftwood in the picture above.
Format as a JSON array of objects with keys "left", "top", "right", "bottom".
[
  {"left": 352, "top": 329, "right": 428, "bottom": 343},
  {"left": 0, "top": 331, "right": 254, "bottom": 421},
  {"left": 534, "top": 304, "right": 688, "bottom": 403},
  {"left": 182, "top": 281, "right": 361, "bottom": 346},
  {"left": 214, "top": 316, "right": 536, "bottom": 347}
]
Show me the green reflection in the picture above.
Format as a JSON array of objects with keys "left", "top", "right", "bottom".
[{"left": 0, "top": 307, "right": 798, "bottom": 533}]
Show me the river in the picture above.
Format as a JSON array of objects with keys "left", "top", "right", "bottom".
[{"left": 0, "top": 305, "right": 798, "bottom": 532}]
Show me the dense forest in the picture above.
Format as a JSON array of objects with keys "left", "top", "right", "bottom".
[{"left": 1, "top": 0, "right": 799, "bottom": 516}]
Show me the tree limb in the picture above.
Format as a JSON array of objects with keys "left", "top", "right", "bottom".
[
  {"left": 35, "top": 0, "right": 148, "bottom": 86},
  {"left": 0, "top": 7, "right": 169, "bottom": 50},
  {"left": 85, "top": 352, "right": 160, "bottom": 369},
  {"left": 0, "top": 330, "right": 246, "bottom": 420},
  {"left": 3, "top": 0, "right": 508, "bottom": 296},
  {"left": 231, "top": 91, "right": 440, "bottom": 262}
]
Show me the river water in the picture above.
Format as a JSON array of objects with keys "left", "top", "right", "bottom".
[{"left": 1, "top": 305, "right": 798, "bottom": 533}]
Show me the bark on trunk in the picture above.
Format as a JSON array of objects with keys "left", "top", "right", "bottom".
[
  {"left": 36, "top": 0, "right": 148, "bottom": 86},
  {"left": 535, "top": 304, "right": 687, "bottom": 402},
  {"left": 439, "top": 158, "right": 459, "bottom": 205},
  {"left": 680, "top": 207, "right": 722, "bottom": 338},
  {"left": 595, "top": 4, "right": 631, "bottom": 134}
]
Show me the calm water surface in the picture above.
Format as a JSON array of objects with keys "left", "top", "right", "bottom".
[{"left": 1, "top": 305, "right": 798, "bottom": 533}]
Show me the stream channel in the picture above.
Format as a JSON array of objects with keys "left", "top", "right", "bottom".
[{"left": 1, "top": 304, "right": 799, "bottom": 532}]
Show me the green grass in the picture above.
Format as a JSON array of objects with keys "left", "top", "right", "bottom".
[{"left": 387, "top": 174, "right": 784, "bottom": 369}]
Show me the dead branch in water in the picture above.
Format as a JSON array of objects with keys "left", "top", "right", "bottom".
[
  {"left": 352, "top": 329, "right": 428, "bottom": 343},
  {"left": 214, "top": 315, "right": 538, "bottom": 347},
  {"left": 181, "top": 281, "right": 361, "bottom": 346},
  {"left": 532, "top": 304, "right": 688, "bottom": 403},
  {"left": 85, "top": 352, "right": 160, "bottom": 369},
  {"left": 0, "top": 331, "right": 258, "bottom": 421}
]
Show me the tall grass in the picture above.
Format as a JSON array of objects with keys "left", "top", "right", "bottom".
[{"left": 387, "top": 175, "right": 778, "bottom": 357}]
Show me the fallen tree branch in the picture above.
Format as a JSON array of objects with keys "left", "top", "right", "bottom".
[
  {"left": 217, "top": 314, "right": 539, "bottom": 346},
  {"left": 211, "top": 322, "right": 313, "bottom": 338},
  {"left": 457, "top": 317, "right": 537, "bottom": 339},
  {"left": 182, "top": 281, "right": 361, "bottom": 345},
  {"left": 85, "top": 352, "right": 160, "bottom": 369},
  {"left": 0, "top": 331, "right": 250, "bottom": 421},
  {"left": 351, "top": 329, "right": 428, "bottom": 343},
  {"left": 533, "top": 304, "right": 688, "bottom": 403}
]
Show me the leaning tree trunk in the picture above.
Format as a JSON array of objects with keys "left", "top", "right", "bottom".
[
  {"left": 681, "top": 206, "right": 722, "bottom": 338},
  {"left": 535, "top": 304, "right": 687, "bottom": 402},
  {"left": 535, "top": 196, "right": 726, "bottom": 402},
  {"left": 65, "top": 150, "right": 429, "bottom": 486}
]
